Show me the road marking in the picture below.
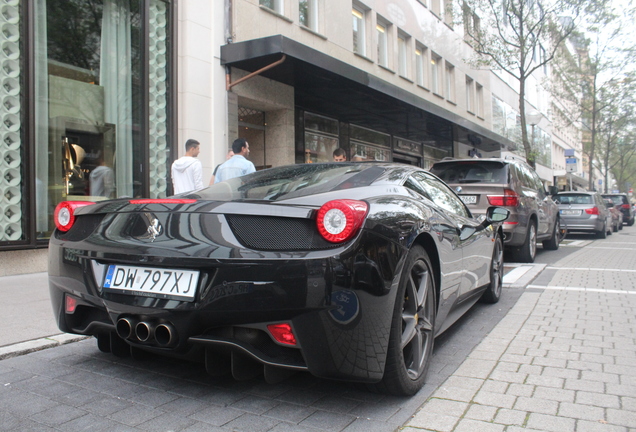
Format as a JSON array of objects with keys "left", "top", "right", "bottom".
[
  {"left": 587, "top": 246, "right": 636, "bottom": 249},
  {"left": 547, "top": 267, "right": 636, "bottom": 273},
  {"left": 527, "top": 285, "right": 636, "bottom": 295},
  {"left": 502, "top": 265, "right": 534, "bottom": 284}
]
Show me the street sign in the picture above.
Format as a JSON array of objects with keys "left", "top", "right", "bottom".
[{"left": 565, "top": 157, "right": 577, "bottom": 173}]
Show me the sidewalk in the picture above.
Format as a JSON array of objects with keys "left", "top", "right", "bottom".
[
  {"left": 403, "top": 231, "right": 636, "bottom": 431},
  {"left": 0, "top": 272, "right": 83, "bottom": 359}
]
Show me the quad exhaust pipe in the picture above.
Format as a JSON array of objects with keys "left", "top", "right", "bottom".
[{"left": 115, "top": 318, "right": 177, "bottom": 347}]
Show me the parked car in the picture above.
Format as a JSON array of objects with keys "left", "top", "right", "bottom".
[
  {"left": 604, "top": 199, "right": 624, "bottom": 232},
  {"left": 48, "top": 162, "right": 509, "bottom": 396},
  {"left": 601, "top": 193, "right": 634, "bottom": 226},
  {"left": 554, "top": 191, "right": 612, "bottom": 238},
  {"left": 429, "top": 158, "right": 561, "bottom": 263}
]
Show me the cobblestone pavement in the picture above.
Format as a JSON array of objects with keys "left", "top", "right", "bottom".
[{"left": 402, "top": 229, "right": 636, "bottom": 432}]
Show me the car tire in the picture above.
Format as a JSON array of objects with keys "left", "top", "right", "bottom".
[
  {"left": 515, "top": 221, "right": 537, "bottom": 263},
  {"left": 613, "top": 222, "right": 618, "bottom": 232},
  {"left": 629, "top": 218, "right": 635, "bottom": 227},
  {"left": 375, "top": 245, "right": 436, "bottom": 396},
  {"left": 481, "top": 235, "right": 504, "bottom": 304},
  {"left": 542, "top": 218, "right": 561, "bottom": 251},
  {"left": 619, "top": 222, "right": 623, "bottom": 230},
  {"left": 597, "top": 223, "right": 607, "bottom": 239}
]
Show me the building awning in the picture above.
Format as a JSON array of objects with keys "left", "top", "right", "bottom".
[{"left": 221, "top": 35, "right": 516, "bottom": 153}]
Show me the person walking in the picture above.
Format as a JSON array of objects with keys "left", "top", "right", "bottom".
[
  {"left": 209, "top": 149, "right": 234, "bottom": 185},
  {"left": 214, "top": 138, "right": 255, "bottom": 183},
  {"left": 171, "top": 139, "right": 203, "bottom": 194}
]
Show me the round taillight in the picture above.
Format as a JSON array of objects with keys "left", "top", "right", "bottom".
[
  {"left": 316, "top": 200, "right": 368, "bottom": 243},
  {"left": 54, "top": 201, "right": 95, "bottom": 232}
]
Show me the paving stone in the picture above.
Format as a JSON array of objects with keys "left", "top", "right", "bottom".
[
  {"left": 532, "top": 386, "right": 575, "bottom": 402},
  {"left": 472, "top": 390, "right": 516, "bottom": 409},
  {"left": 464, "top": 404, "right": 497, "bottom": 422},
  {"left": 576, "top": 391, "right": 621, "bottom": 409},
  {"left": 513, "top": 396, "right": 559, "bottom": 415},
  {"left": 605, "top": 408, "right": 636, "bottom": 428},
  {"left": 493, "top": 408, "right": 527, "bottom": 426},
  {"left": 298, "top": 409, "right": 356, "bottom": 430},
  {"left": 407, "top": 410, "right": 458, "bottom": 432},
  {"left": 576, "top": 419, "right": 628, "bottom": 432},
  {"left": 526, "top": 412, "right": 576, "bottom": 431},
  {"left": 454, "top": 418, "right": 506, "bottom": 432},
  {"left": 558, "top": 402, "right": 606, "bottom": 421},
  {"left": 506, "top": 383, "right": 534, "bottom": 397},
  {"left": 525, "top": 374, "right": 564, "bottom": 389},
  {"left": 480, "top": 379, "right": 509, "bottom": 394},
  {"left": 564, "top": 378, "right": 606, "bottom": 393}
]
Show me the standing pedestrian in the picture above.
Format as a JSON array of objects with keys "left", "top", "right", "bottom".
[
  {"left": 171, "top": 139, "right": 203, "bottom": 194},
  {"left": 209, "top": 149, "right": 234, "bottom": 185},
  {"left": 214, "top": 138, "right": 256, "bottom": 183}
]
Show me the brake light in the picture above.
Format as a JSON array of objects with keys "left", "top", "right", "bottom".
[
  {"left": 54, "top": 201, "right": 96, "bottom": 232},
  {"left": 622, "top": 204, "right": 631, "bottom": 209},
  {"left": 316, "top": 199, "right": 368, "bottom": 243},
  {"left": 267, "top": 323, "right": 297, "bottom": 346},
  {"left": 585, "top": 207, "right": 599, "bottom": 215},
  {"left": 487, "top": 189, "right": 519, "bottom": 207},
  {"left": 129, "top": 199, "right": 196, "bottom": 204}
]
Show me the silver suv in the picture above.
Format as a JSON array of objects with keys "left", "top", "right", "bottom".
[{"left": 429, "top": 158, "right": 561, "bottom": 263}]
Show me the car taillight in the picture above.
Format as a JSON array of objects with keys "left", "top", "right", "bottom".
[
  {"left": 316, "top": 199, "right": 368, "bottom": 243},
  {"left": 585, "top": 207, "right": 599, "bottom": 215},
  {"left": 54, "top": 201, "right": 96, "bottom": 232},
  {"left": 622, "top": 204, "right": 631, "bottom": 209},
  {"left": 487, "top": 189, "right": 519, "bottom": 207},
  {"left": 267, "top": 323, "right": 297, "bottom": 346}
]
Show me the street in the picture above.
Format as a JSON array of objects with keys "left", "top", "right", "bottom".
[{"left": 1, "top": 228, "right": 635, "bottom": 431}]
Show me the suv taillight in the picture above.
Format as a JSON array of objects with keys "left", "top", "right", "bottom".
[
  {"left": 585, "top": 207, "right": 600, "bottom": 215},
  {"left": 622, "top": 204, "right": 631, "bottom": 209},
  {"left": 487, "top": 189, "right": 519, "bottom": 207}
]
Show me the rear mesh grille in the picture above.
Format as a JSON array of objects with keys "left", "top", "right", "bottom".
[{"left": 225, "top": 215, "right": 340, "bottom": 251}]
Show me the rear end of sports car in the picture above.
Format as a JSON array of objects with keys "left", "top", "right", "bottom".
[{"left": 48, "top": 195, "right": 405, "bottom": 384}]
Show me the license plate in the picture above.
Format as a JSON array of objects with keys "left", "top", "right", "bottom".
[
  {"left": 560, "top": 209, "right": 581, "bottom": 216},
  {"left": 460, "top": 195, "right": 477, "bottom": 204},
  {"left": 103, "top": 265, "right": 199, "bottom": 301}
]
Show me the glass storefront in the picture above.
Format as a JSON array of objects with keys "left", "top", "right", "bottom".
[{"left": 0, "top": 0, "right": 173, "bottom": 246}]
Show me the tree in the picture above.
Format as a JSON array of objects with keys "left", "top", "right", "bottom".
[
  {"left": 462, "top": 0, "right": 584, "bottom": 168},
  {"left": 550, "top": 1, "right": 636, "bottom": 190}
]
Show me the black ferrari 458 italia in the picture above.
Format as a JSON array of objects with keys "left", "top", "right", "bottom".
[{"left": 49, "top": 163, "right": 508, "bottom": 395}]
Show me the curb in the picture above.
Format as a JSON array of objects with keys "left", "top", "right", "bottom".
[{"left": 0, "top": 334, "right": 90, "bottom": 361}]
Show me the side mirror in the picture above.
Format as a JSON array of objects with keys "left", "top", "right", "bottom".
[
  {"left": 486, "top": 206, "right": 510, "bottom": 223},
  {"left": 548, "top": 186, "right": 559, "bottom": 196}
]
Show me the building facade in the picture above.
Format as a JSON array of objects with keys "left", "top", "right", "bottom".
[{"left": 0, "top": 0, "right": 574, "bottom": 274}]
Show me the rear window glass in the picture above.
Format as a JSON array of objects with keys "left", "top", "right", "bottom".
[
  {"left": 555, "top": 194, "right": 593, "bottom": 205},
  {"left": 603, "top": 195, "right": 627, "bottom": 205},
  {"left": 190, "top": 163, "right": 386, "bottom": 201},
  {"left": 430, "top": 162, "right": 508, "bottom": 184}
]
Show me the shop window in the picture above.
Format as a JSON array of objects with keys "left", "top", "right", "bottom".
[
  {"left": 350, "top": 124, "right": 391, "bottom": 148},
  {"left": 304, "top": 112, "right": 338, "bottom": 163},
  {"left": 31, "top": 0, "right": 173, "bottom": 240},
  {"left": 0, "top": 0, "right": 23, "bottom": 241}
]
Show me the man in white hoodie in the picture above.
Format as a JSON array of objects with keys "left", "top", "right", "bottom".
[{"left": 171, "top": 139, "right": 203, "bottom": 194}]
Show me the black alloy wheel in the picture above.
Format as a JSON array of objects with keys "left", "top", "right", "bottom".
[
  {"left": 375, "top": 245, "right": 436, "bottom": 396},
  {"left": 481, "top": 235, "right": 504, "bottom": 304}
]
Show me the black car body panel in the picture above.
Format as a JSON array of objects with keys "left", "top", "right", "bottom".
[{"left": 49, "top": 163, "right": 502, "bottom": 386}]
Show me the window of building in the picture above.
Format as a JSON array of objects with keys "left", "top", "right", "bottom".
[
  {"left": 462, "top": 2, "right": 480, "bottom": 42},
  {"left": 299, "top": 0, "right": 318, "bottom": 31},
  {"left": 443, "top": 0, "right": 454, "bottom": 26},
  {"left": 431, "top": 53, "right": 442, "bottom": 95},
  {"left": 445, "top": 62, "right": 455, "bottom": 102},
  {"left": 352, "top": 6, "right": 366, "bottom": 56},
  {"left": 304, "top": 112, "right": 339, "bottom": 163},
  {"left": 376, "top": 19, "right": 390, "bottom": 68},
  {"left": 431, "top": 0, "right": 441, "bottom": 17},
  {"left": 475, "top": 83, "right": 484, "bottom": 117},
  {"left": 261, "top": 0, "right": 284, "bottom": 15},
  {"left": 28, "top": 0, "right": 175, "bottom": 242},
  {"left": 415, "top": 44, "right": 427, "bottom": 88},
  {"left": 398, "top": 32, "right": 409, "bottom": 78},
  {"left": 466, "top": 76, "right": 475, "bottom": 114}
]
